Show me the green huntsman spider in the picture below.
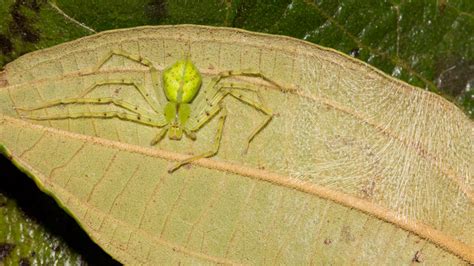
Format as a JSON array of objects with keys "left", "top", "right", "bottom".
[{"left": 17, "top": 50, "right": 280, "bottom": 172}]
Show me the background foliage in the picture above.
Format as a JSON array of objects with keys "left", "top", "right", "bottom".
[{"left": 0, "top": 0, "right": 472, "bottom": 264}]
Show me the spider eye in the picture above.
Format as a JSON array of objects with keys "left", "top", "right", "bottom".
[{"left": 163, "top": 59, "right": 202, "bottom": 103}]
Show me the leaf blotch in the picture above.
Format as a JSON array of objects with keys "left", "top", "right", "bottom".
[
  {"left": 0, "top": 243, "right": 16, "bottom": 261},
  {"left": 9, "top": 0, "right": 43, "bottom": 43},
  {"left": 19, "top": 257, "right": 31, "bottom": 266},
  {"left": 435, "top": 55, "right": 474, "bottom": 97},
  {"left": 146, "top": 0, "right": 168, "bottom": 23},
  {"left": 0, "top": 35, "right": 13, "bottom": 55}
]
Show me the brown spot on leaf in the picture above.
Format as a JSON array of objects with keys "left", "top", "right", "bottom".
[
  {"left": 21, "top": 0, "right": 42, "bottom": 11},
  {"left": 412, "top": 250, "right": 424, "bottom": 263},
  {"left": 146, "top": 0, "right": 168, "bottom": 23},
  {"left": 9, "top": 0, "right": 42, "bottom": 43},
  {"left": 52, "top": 243, "right": 60, "bottom": 252},
  {"left": 341, "top": 226, "right": 355, "bottom": 243},
  {"left": 361, "top": 180, "right": 376, "bottom": 199},
  {"left": 0, "top": 34, "right": 13, "bottom": 55},
  {"left": 0, "top": 200, "right": 6, "bottom": 208},
  {"left": 323, "top": 238, "right": 332, "bottom": 245},
  {"left": 349, "top": 48, "right": 361, "bottom": 58},
  {"left": 19, "top": 257, "right": 31, "bottom": 266},
  {"left": 435, "top": 55, "right": 474, "bottom": 97},
  {"left": 0, "top": 243, "right": 16, "bottom": 261},
  {"left": 438, "top": 0, "right": 447, "bottom": 14},
  {"left": 0, "top": 70, "right": 8, "bottom": 87},
  {"left": 232, "top": 1, "right": 255, "bottom": 27}
]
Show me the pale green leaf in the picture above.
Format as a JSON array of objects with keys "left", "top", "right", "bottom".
[{"left": 0, "top": 25, "right": 472, "bottom": 264}]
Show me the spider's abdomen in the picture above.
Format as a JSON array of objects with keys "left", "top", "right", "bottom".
[{"left": 163, "top": 59, "right": 202, "bottom": 103}]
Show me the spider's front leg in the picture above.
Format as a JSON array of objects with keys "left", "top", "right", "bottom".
[
  {"left": 76, "top": 79, "right": 161, "bottom": 114},
  {"left": 15, "top": 91, "right": 169, "bottom": 128},
  {"left": 21, "top": 110, "right": 168, "bottom": 128},
  {"left": 94, "top": 49, "right": 165, "bottom": 108},
  {"left": 16, "top": 97, "right": 153, "bottom": 116}
]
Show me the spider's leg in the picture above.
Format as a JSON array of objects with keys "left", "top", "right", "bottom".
[
  {"left": 193, "top": 69, "right": 280, "bottom": 117},
  {"left": 187, "top": 103, "right": 223, "bottom": 131},
  {"left": 168, "top": 107, "right": 227, "bottom": 173},
  {"left": 227, "top": 69, "right": 280, "bottom": 86},
  {"left": 212, "top": 81, "right": 266, "bottom": 107},
  {"left": 19, "top": 95, "right": 171, "bottom": 145},
  {"left": 151, "top": 126, "right": 170, "bottom": 145},
  {"left": 198, "top": 83, "right": 273, "bottom": 153},
  {"left": 226, "top": 90, "right": 273, "bottom": 153},
  {"left": 207, "top": 69, "right": 281, "bottom": 92},
  {"left": 78, "top": 80, "right": 161, "bottom": 114},
  {"left": 94, "top": 49, "right": 164, "bottom": 107},
  {"left": 22, "top": 111, "right": 168, "bottom": 128},
  {"left": 16, "top": 97, "right": 157, "bottom": 117}
]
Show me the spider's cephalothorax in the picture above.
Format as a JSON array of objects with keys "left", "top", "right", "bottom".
[
  {"left": 18, "top": 50, "right": 279, "bottom": 172},
  {"left": 161, "top": 59, "right": 201, "bottom": 141}
]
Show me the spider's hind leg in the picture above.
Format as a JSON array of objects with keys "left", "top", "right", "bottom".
[
  {"left": 214, "top": 69, "right": 281, "bottom": 91},
  {"left": 201, "top": 82, "right": 273, "bottom": 154},
  {"left": 229, "top": 90, "right": 273, "bottom": 153}
]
